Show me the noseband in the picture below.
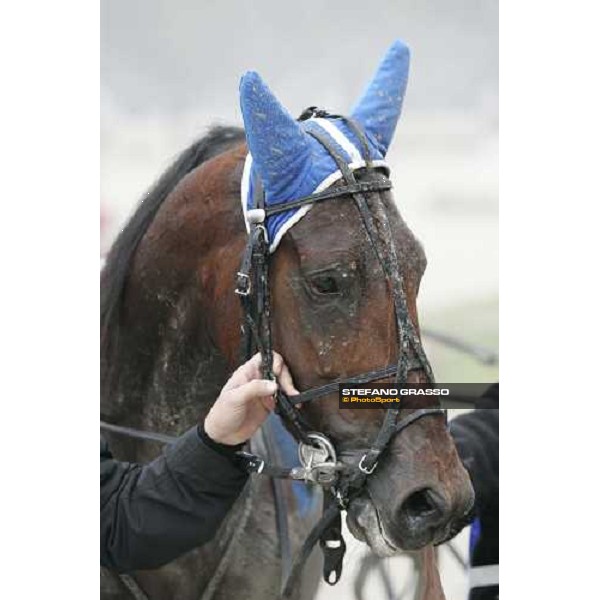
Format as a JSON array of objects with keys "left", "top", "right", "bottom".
[{"left": 235, "top": 108, "right": 446, "bottom": 595}]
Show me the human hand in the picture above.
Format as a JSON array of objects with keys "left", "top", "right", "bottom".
[{"left": 204, "top": 352, "right": 299, "bottom": 446}]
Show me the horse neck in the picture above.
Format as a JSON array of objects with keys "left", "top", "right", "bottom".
[{"left": 101, "top": 149, "right": 247, "bottom": 461}]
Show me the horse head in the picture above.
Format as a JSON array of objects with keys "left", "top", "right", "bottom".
[
  {"left": 101, "top": 41, "right": 475, "bottom": 580},
  {"left": 235, "top": 40, "right": 475, "bottom": 554}
]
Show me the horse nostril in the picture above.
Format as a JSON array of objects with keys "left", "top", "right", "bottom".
[{"left": 400, "top": 488, "right": 445, "bottom": 523}]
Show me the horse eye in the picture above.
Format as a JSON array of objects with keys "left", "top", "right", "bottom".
[{"left": 310, "top": 274, "right": 340, "bottom": 295}]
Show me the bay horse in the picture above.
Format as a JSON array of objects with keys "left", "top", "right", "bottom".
[{"left": 101, "top": 41, "right": 474, "bottom": 600}]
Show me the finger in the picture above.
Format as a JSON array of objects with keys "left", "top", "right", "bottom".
[
  {"left": 233, "top": 379, "right": 278, "bottom": 404},
  {"left": 260, "top": 395, "right": 276, "bottom": 412},
  {"left": 222, "top": 353, "right": 263, "bottom": 391},
  {"left": 249, "top": 352, "right": 263, "bottom": 368},
  {"left": 242, "top": 352, "right": 266, "bottom": 381},
  {"left": 278, "top": 362, "right": 299, "bottom": 396},
  {"left": 272, "top": 352, "right": 284, "bottom": 377},
  {"left": 272, "top": 352, "right": 299, "bottom": 395}
]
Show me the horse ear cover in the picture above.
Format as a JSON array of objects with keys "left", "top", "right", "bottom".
[
  {"left": 239, "top": 71, "right": 312, "bottom": 203},
  {"left": 238, "top": 40, "right": 409, "bottom": 252},
  {"left": 350, "top": 39, "right": 410, "bottom": 155}
]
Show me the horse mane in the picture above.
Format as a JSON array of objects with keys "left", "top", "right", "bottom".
[{"left": 101, "top": 125, "right": 246, "bottom": 398}]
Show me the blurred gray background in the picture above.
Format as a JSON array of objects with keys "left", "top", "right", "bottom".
[{"left": 101, "top": 3, "right": 497, "bottom": 596}]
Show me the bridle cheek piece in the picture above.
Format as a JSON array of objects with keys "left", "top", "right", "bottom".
[{"left": 236, "top": 108, "right": 446, "bottom": 595}]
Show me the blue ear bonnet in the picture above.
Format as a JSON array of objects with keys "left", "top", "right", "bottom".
[
  {"left": 241, "top": 117, "right": 389, "bottom": 251},
  {"left": 239, "top": 40, "right": 410, "bottom": 252}
]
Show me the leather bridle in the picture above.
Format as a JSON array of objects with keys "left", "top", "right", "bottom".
[{"left": 235, "top": 108, "right": 446, "bottom": 596}]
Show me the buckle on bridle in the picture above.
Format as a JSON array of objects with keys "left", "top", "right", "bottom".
[
  {"left": 290, "top": 462, "right": 339, "bottom": 486},
  {"left": 294, "top": 432, "right": 340, "bottom": 487},
  {"left": 358, "top": 454, "right": 378, "bottom": 475},
  {"left": 235, "top": 272, "right": 251, "bottom": 296}
]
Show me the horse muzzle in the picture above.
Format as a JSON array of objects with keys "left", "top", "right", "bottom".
[{"left": 346, "top": 476, "right": 475, "bottom": 555}]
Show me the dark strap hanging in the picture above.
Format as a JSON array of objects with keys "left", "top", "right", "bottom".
[
  {"left": 280, "top": 501, "right": 342, "bottom": 598},
  {"left": 319, "top": 504, "right": 346, "bottom": 585}
]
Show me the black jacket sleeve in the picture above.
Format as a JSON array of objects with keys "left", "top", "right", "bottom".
[
  {"left": 449, "top": 384, "right": 499, "bottom": 567},
  {"left": 100, "top": 425, "right": 248, "bottom": 572}
]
